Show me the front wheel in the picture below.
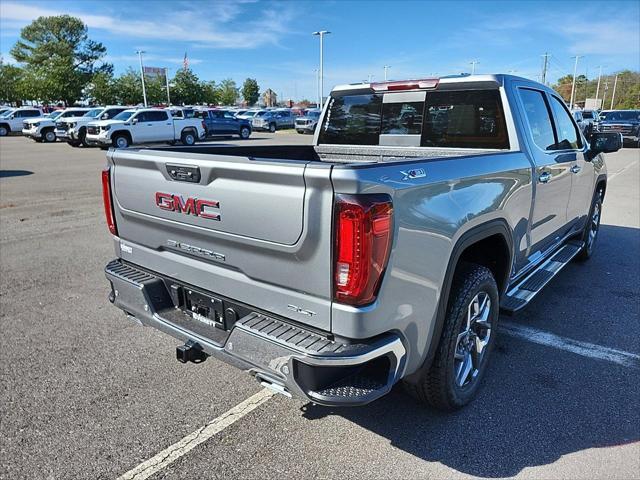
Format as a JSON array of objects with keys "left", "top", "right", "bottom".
[
  {"left": 0, "top": 126, "right": 8, "bottom": 136},
  {"left": 43, "top": 129, "right": 56, "bottom": 143},
  {"left": 112, "top": 134, "right": 130, "bottom": 149},
  {"left": 181, "top": 130, "right": 196, "bottom": 145},
  {"left": 268, "top": 123, "right": 276, "bottom": 133},
  {"left": 403, "top": 263, "right": 499, "bottom": 411},
  {"left": 576, "top": 190, "right": 602, "bottom": 261},
  {"left": 239, "top": 126, "right": 251, "bottom": 139}
]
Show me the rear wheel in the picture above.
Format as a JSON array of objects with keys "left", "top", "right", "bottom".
[
  {"left": 576, "top": 189, "right": 603, "bottom": 261},
  {"left": 181, "top": 130, "right": 196, "bottom": 145},
  {"left": 269, "top": 122, "right": 276, "bottom": 133},
  {"left": 239, "top": 126, "right": 251, "bottom": 139},
  {"left": 404, "top": 263, "right": 499, "bottom": 411},
  {"left": 78, "top": 128, "right": 89, "bottom": 147},
  {"left": 43, "top": 129, "right": 56, "bottom": 143},
  {"left": 113, "top": 134, "right": 130, "bottom": 149}
]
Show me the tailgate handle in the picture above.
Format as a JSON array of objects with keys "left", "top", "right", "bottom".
[{"left": 166, "top": 164, "right": 201, "bottom": 183}]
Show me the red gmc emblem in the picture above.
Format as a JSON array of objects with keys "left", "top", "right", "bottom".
[{"left": 155, "top": 192, "right": 220, "bottom": 221}]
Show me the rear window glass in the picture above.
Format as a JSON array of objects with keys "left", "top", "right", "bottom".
[
  {"left": 318, "top": 89, "right": 509, "bottom": 149},
  {"left": 318, "top": 94, "right": 382, "bottom": 145},
  {"left": 381, "top": 101, "right": 424, "bottom": 135},
  {"left": 422, "top": 90, "right": 509, "bottom": 148}
]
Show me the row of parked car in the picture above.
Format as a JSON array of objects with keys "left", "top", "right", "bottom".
[
  {"left": 571, "top": 108, "right": 640, "bottom": 147},
  {"left": 0, "top": 104, "right": 324, "bottom": 148}
]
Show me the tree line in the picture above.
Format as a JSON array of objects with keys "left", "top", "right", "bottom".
[
  {"left": 0, "top": 15, "right": 261, "bottom": 107},
  {"left": 552, "top": 70, "right": 639, "bottom": 109}
]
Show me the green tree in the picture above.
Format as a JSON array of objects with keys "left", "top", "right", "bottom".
[
  {"left": 241, "top": 78, "right": 260, "bottom": 106},
  {"left": 113, "top": 69, "right": 144, "bottom": 105},
  {"left": 552, "top": 70, "right": 640, "bottom": 109},
  {"left": 0, "top": 61, "right": 25, "bottom": 104},
  {"left": 87, "top": 71, "right": 116, "bottom": 105},
  {"left": 201, "top": 81, "right": 219, "bottom": 105},
  {"left": 218, "top": 78, "right": 239, "bottom": 106},
  {"left": 171, "top": 69, "right": 203, "bottom": 105},
  {"left": 10, "top": 15, "right": 110, "bottom": 105}
]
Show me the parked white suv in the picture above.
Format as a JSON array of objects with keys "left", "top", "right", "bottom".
[
  {"left": 85, "top": 108, "right": 206, "bottom": 148},
  {"left": 0, "top": 107, "right": 43, "bottom": 137},
  {"left": 56, "top": 106, "right": 129, "bottom": 147},
  {"left": 23, "top": 107, "right": 91, "bottom": 142}
]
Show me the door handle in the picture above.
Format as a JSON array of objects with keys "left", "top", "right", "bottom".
[
  {"left": 571, "top": 165, "right": 581, "bottom": 174},
  {"left": 539, "top": 171, "right": 551, "bottom": 183}
]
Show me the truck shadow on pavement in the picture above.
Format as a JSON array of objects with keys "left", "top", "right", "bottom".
[
  {"left": 0, "top": 169, "right": 34, "bottom": 178},
  {"left": 301, "top": 224, "right": 640, "bottom": 478}
]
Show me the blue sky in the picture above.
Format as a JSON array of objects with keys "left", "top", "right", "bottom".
[{"left": 1, "top": 0, "right": 639, "bottom": 100}]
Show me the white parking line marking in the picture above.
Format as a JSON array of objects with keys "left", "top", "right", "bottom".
[
  {"left": 501, "top": 321, "right": 640, "bottom": 369},
  {"left": 608, "top": 159, "right": 639, "bottom": 180},
  {"left": 118, "top": 388, "right": 275, "bottom": 480}
]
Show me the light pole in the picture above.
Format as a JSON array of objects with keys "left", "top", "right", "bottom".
[
  {"left": 610, "top": 74, "right": 619, "bottom": 110},
  {"left": 312, "top": 30, "right": 330, "bottom": 109},
  {"left": 595, "top": 65, "right": 603, "bottom": 105},
  {"left": 384, "top": 65, "right": 391, "bottom": 81},
  {"left": 136, "top": 50, "right": 148, "bottom": 107},
  {"left": 313, "top": 68, "right": 320, "bottom": 107},
  {"left": 569, "top": 55, "right": 583, "bottom": 109},
  {"left": 470, "top": 60, "right": 479, "bottom": 75},
  {"left": 164, "top": 67, "right": 171, "bottom": 106}
]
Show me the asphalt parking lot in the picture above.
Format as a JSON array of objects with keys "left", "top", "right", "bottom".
[{"left": 1, "top": 133, "right": 638, "bottom": 479}]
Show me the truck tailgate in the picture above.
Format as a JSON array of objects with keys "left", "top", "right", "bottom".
[{"left": 109, "top": 148, "right": 334, "bottom": 330}]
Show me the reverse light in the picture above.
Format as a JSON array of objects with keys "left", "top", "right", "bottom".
[
  {"left": 370, "top": 78, "right": 439, "bottom": 92},
  {"left": 102, "top": 167, "right": 117, "bottom": 235},
  {"left": 334, "top": 194, "right": 393, "bottom": 306}
]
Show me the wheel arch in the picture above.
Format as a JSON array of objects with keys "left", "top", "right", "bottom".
[
  {"left": 112, "top": 130, "right": 132, "bottom": 142},
  {"left": 0, "top": 122, "right": 11, "bottom": 132},
  {"left": 406, "top": 218, "right": 513, "bottom": 379}
]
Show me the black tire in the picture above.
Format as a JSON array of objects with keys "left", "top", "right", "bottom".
[
  {"left": 112, "top": 134, "right": 130, "bottom": 149},
  {"left": 181, "top": 130, "right": 196, "bottom": 145},
  {"left": 43, "top": 129, "right": 56, "bottom": 143},
  {"left": 99, "top": 146, "right": 109, "bottom": 150},
  {"left": 239, "top": 126, "right": 251, "bottom": 139},
  {"left": 576, "top": 189, "right": 603, "bottom": 261},
  {"left": 78, "top": 128, "right": 89, "bottom": 147},
  {"left": 403, "top": 263, "right": 499, "bottom": 411},
  {"left": 0, "top": 125, "right": 8, "bottom": 136},
  {"left": 269, "top": 122, "right": 276, "bottom": 133},
  {"left": 67, "top": 141, "right": 81, "bottom": 148}
]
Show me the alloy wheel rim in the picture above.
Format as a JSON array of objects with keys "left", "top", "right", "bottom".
[
  {"left": 0, "top": 127, "right": 7, "bottom": 136},
  {"left": 185, "top": 135, "right": 194, "bottom": 145},
  {"left": 117, "top": 137, "right": 128, "bottom": 148},
  {"left": 454, "top": 291, "right": 492, "bottom": 388},
  {"left": 46, "top": 132, "right": 55, "bottom": 142}
]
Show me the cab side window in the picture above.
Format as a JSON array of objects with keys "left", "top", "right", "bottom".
[
  {"left": 147, "top": 111, "right": 168, "bottom": 122},
  {"left": 549, "top": 96, "right": 582, "bottom": 150},
  {"left": 518, "top": 89, "right": 556, "bottom": 151}
]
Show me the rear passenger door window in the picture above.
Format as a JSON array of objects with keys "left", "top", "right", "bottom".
[
  {"left": 518, "top": 89, "right": 556, "bottom": 151},
  {"left": 549, "top": 96, "right": 582, "bottom": 150}
]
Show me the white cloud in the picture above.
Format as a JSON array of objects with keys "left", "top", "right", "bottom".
[{"left": 0, "top": 1, "right": 295, "bottom": 49}]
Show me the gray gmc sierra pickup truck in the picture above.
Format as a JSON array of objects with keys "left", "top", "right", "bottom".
[{"left": 103, "top": 74, "right": 622, "bottom": 410}]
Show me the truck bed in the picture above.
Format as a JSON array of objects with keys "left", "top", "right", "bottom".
[{"left": 148, "top": 144, "right": 502, "bottom": 165}]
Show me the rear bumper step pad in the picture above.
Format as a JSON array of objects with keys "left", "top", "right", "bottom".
[{"left": 105, "top": 259, "right": 406, "bottom": 406}]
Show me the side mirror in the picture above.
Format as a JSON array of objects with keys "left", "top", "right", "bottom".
[
  {"left": 589, "top": 132, "right": 622, "bottom": 156},
  {"left": 9, "top": 115, "right": 15, "bottom": 119},
  {"left": 101, "top": 114, "right": 109, "bottom": 119},
  {"left": 132, "top": 118, "right": 138, "bottom": 124}
]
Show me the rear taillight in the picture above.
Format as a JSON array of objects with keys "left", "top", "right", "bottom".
[
  {"left": 102, "top": 167, "right": 117, "bottom": 235},
  {"left": 334, "top": 194, "right": 393, "bottom": 306}
]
